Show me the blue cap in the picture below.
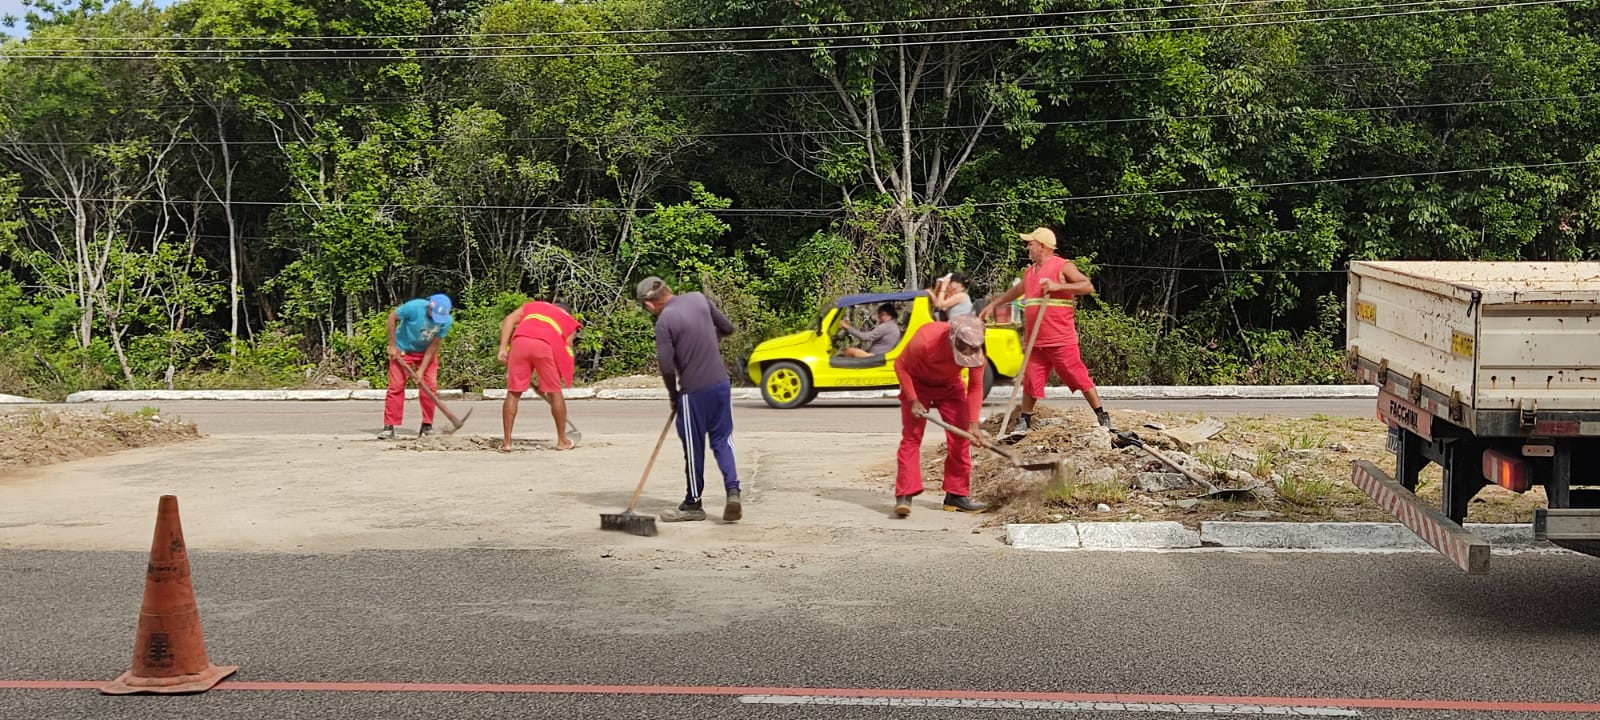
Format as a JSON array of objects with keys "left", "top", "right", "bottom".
[{"left": 427, "top": 294, "right": 453, "bottom": 323}]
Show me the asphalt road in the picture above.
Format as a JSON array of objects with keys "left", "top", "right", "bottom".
[
  {"left": 9, "top": 397, "right": 1594, "bottom": 719},
  {"left": 1, "top": 549, "right": 1596, "bottom": 719},
  {"left": 54, "top": 397, "right": 1378, "bottom": 436}
]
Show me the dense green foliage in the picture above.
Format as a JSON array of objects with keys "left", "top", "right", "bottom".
[{"left": 3, "top": 0, "right": 1598, "bottom": 397}]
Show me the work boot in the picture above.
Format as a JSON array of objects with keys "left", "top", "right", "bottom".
[
  {"left": 894, "top": 495, "right": 913, "bottom": 517},
  {"left": 661, "top": 502, "right": 706, "bottom": 522},
  {"left": 376, "top": 425, "right": 395, "bottom": 440},
  {"left": 723, "top": 489, "right": 743, "bottom": 522},
  {"left": 1011, "top": 414, "right": 1032, "bottom": 435},
  {"left": 418, "top": 423, "right": 433, "bottom": 437},
  {"left": 1095, "top": 408, "right": 1112, "bottom": 429},
  {"left": 942, "top": 493, "right": 989, "bottom": 513}
]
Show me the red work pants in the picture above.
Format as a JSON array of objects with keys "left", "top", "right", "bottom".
[
  {"left": 384, "top": 352, "right": 438, "bottom": 426},
  {"left": 895, "top": 380, "right": 972, "bottom": 497}
]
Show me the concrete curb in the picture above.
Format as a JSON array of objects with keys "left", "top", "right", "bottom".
[
  {"left": 1006, "top": 521, "right": 1544, "bottom": 552},
  {"left": 64, "top": 389, "right": 464, "bottom": 403},
  {"left": 0, "top": 394, "right": 44, "bottom": 404},
  {"left": 59, "top": 384, "right": 1375, "bottom": 403},
  {"left": 479, "top": 384, "right": 1374, "bottom": 402}
]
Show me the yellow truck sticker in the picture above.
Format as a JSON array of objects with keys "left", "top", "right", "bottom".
[
  {"left": 1355, "top": 301, "right": 1376, "bottom": 324},
  {"left": 1451, "top": 331, "right": 1475, "bottom": 358}
]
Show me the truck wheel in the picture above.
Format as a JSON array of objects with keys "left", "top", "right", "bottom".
[
  {"left": 761, "top": 362, "right": 813, "bottom": 409},
  {"left": 982, "top": 362, "right": 998, "bottom": 400}
]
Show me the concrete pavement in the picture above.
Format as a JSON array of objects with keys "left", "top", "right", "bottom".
[{"left": 44, "top": 397, "right": 1378, "bottom": 436}]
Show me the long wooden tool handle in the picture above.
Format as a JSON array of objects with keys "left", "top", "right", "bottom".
[
  {"left": 1120, "top": 433, "right": 1220, "bottom": 493},
  {"left": 1145, "top": 444, "right": 1220, "bottom": 493},
  {"left": 626, "top": 409, "right": 677, "bottom": 512},
  {"left": 917, "top": 410, "right": 1018, "bottom": 463},
  {"left": 535, "top": 390, "right": 581, "bottom": 435},
  {"left": 918, "top": 409, "right": 979, "bottom": 442},
  {"left": 399, "top": 359, "right": 459, "bottom": 425},
  {"left": 999, "top": 287, "right": 1052, "bottom": 432}
]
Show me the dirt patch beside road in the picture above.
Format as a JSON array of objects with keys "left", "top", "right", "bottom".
[
  {"left": 913, "top": 406, "right": 1543, "bottom": 526},
  {"left": 0, "top": 408, "right": 199, "bottom": 474}
]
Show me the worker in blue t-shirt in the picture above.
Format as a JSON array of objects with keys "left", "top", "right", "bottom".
[{"left": 379, "top": 294, "right": 454, "bottom": 439}]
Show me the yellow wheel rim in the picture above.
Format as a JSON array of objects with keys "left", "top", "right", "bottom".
[{"left": 765, "top": 368, "right": 803, "bottom": 403}]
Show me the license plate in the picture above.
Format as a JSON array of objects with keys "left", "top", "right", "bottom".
[{"left": 1386, "top": 426, "right": 1402, "bottom": 455}]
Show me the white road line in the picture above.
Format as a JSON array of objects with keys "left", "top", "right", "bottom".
[{"left": 737, "top": 695, "right": 1362, "bottom": 716}]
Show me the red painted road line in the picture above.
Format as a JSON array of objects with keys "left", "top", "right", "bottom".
[{"left": 1, "top": 680, "right": 1597, "bottom": 713}]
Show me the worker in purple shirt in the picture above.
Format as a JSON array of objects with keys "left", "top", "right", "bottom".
[{"left": 636, "top": 277, "right": 742, "bottom": 523}]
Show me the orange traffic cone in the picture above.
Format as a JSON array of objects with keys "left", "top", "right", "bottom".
[{"left": 101, "top": 495, "right": 237, "bottom": 695}]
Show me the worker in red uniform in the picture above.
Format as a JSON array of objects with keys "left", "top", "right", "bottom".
[
  {"left": 497, "top": 300, "right": 581, "bottom": 452},
  {"left": 892, "top": 314, "right": 990, "bottom": 516},
  {"left": 980, "top": 226, "right": 1110, "bottom": 434}
]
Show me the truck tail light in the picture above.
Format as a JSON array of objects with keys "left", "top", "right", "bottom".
[{"left": 1482, "top": 449, "right": 1531, "bottom": 493}]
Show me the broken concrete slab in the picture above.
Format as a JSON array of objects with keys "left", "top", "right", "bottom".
[
  {"left": 1135, "top": 472, "right": 1194, "bottom": 492},
  {"left": 1159, "top": 416, "right": 1226, "bottom": 451}
]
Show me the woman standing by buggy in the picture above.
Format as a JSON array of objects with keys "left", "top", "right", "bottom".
[{"left": 929, "top": 272, "right": 974, "bottom": 321}]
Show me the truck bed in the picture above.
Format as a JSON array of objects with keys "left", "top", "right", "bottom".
[{"left": 1348, "top": 261, "right": 1600, "bottom": 436}]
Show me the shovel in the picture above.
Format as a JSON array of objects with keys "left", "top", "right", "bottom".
[
  {"left": 917, "top": 410, "right": 1060, "bottom": 472},
  {"left": 397, "top": 359, "right": 472, "bottom": 435},
  {"left": 533, "top": 390, "right": 582, "bottom": 445},
  {"left": 1109, "top": 429, "right": 1257, "bottom": 499},
  {"left": 998, "top": 285, "right": 1052, "bottom": 442}
]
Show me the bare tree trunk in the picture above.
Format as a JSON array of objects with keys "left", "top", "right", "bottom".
[
  {"left": 898, "top": 44, "right": 919, "bottom": 289},
  {"left": 98, "top": 296, "right": 137, "bottom": 386},
  {"left": 73, "top": 202, "right": 94, "bottom": 348},
  {"left": 216, "top": 111, "right": 241, "bottom": 353}
]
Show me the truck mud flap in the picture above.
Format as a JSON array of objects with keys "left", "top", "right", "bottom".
[{"left": 1351, "top": 460, "right": 1491, "bottom": 574}]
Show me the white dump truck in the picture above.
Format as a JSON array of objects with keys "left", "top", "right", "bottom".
[{"left": 1346, "top": 261, "right": 1600, "bottom": 573}]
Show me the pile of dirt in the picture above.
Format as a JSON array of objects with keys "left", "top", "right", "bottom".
[
  {"left": 0, "top": 409, "right": 200, "bottom": 473},
  {"left": 921, "top": 405, "right": 1543, "bottom": 526}
]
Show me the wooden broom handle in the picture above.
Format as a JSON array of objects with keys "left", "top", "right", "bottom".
[{"left": 627, "top": 409, "right": 677, "bottom": 512}]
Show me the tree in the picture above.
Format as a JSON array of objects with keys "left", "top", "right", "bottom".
[
  {"left": 680, "top": 0, "right": 1062, "bottom": 287},
  {"left": 0, "top": 2, "right": 197, "bottom": 381}
]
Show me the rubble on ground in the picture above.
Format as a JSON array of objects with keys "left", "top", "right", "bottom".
[{"left": 916, "top": 404, "right": 1540, "bottom": 525}]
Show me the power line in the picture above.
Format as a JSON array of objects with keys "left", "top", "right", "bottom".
[
  {"left": 13, "top": 158, "right": 1599, "bottom": 215},
  {"left": 1099, "top": 263, "right": 1345, "bottom": 274},
  {"left": 11, "top": 0, "right": 1441, "bottom": 55},
  {"left": 0, "top": 0, "right": 1406, "bottom": 43},
  {"left": 125, "top": 237, "right": 1377, "bottom": 275},
  {"left": 964, "top": 158, "right": 1600, "bottom": 207},
  {"left": 4, "top": 92, "right": 1590, "bottom": 147},
  {"left": 2, "top": 1, "right": 1572, "bottom": 61},
  {"left": 27, "top": 56, "right": 1519, "bottom": 112}
]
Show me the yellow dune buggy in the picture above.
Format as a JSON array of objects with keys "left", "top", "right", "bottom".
[{"left": 745, "top": 290, "right": 1024, "bottom": 409}]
